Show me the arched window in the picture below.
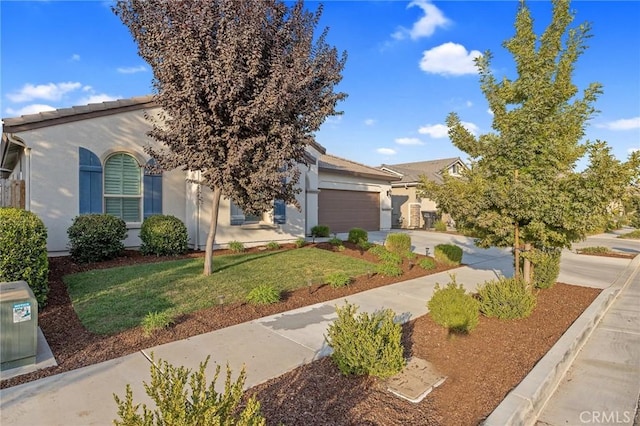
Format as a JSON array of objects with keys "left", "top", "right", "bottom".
[{"left": 104, "top": 153, "right": 141, "bottom": 222}]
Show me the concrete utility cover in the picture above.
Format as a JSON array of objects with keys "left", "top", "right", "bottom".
[{"left": 386, "top": 357, "right": 446, "bottom": 403}]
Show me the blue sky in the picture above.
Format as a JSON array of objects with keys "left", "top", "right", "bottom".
[{"left": 1, "top": 0, "right": 639, "bottom": 168}]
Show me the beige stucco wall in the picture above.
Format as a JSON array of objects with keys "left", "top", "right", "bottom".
[
  {"left": 391, "top": 184, "right": 438, "bottom": 229},
  {"left": 8, "top": 108, "right": 187, "bottom": 254},
  {"left": 318, "top": 173, "right": 392, "bottom": 231}
]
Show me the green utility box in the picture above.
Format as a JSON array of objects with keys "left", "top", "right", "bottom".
[{"left": 0, "top": 281, "right": 38, "bottom": 371}]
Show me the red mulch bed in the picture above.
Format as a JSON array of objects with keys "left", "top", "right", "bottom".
[{"left": 0, "top": 242, "right": 600, "bottom": 426}]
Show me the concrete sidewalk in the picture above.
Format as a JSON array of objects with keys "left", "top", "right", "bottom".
[{"left": 1, "top": 231, "right": 638, "bottom": 425}]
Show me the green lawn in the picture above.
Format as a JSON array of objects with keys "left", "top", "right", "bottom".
[{"left": 65, "top": 247, "right": 375, "bottom": 335}]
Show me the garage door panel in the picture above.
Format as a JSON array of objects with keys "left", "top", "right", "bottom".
[{"left": 318, "top": 189, "right": 380, "bottom": 233}]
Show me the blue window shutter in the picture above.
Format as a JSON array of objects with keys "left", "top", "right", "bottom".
[
  {"left": 144, "top": 159, "right": 163, "bottom": 219},
  {"left": 79, "top": 147, "right": 103, "bottom": 214},
  {"left": 274, "top": 199, "right": 286, "bottom": 224}
]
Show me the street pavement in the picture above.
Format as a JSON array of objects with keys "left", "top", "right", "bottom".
[{"left": 0, "top": 230, "right": 638, "bottom": 426}]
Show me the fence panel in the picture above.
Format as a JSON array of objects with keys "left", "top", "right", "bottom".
[{"left": 0, "top": 179, "right": 25, "bottom": 208}]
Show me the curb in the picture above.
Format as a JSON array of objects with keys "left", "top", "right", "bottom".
[{"left": 482, "top": 254, "right": 640, "bottom": 426}]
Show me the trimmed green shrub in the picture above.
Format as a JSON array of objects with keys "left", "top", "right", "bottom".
[
  {"left": 326, "top": 272, "right": 352, "bottom": 288},
  {"left": 0, "top": 207, "right": 49, "bottom": 306},
  {"left": 295, "top": 237, "right": 307, "bottom": 248},
  {"left": 325, "top": 302, "right": 405, "bottom": 379},
  {"left": 618, "top": 229, "right": 640, "bottom": 239},
  {"left": 375, "top": 262, "right": 404, "bottom": 277},
  {"left": 427, "top": 276, "right": 479, "bottom": 333},
  {"left": 434, "top": 220, "right": 447, "bottom": 232},
  {"left": 141, "top": 311, "right": 174, "bottom": 336},
  {"left": 139, "top": 215, "right": 188, "bottom": 256},
  {"left": 529, "top": 248, "right": 561, "bottom": 289},
  {"left": 418, "top": 257, "right": 436, "bottom": 270},
  {"left": 357, "top": 240, "right": 373, "bottom": 251},
  {"left": 67, "top": 214, "right": 127, "bottom": 264},
  {"left": 385, "top": 233, "right": 411, "bottom": 255},
  {"left": 347, "top": 228, "right": 368, "bottom": 245},
  {"left": 228, "top": 240, "right": 245, "bottom": 253},
  {"left": 477, "top": 277, "right": 537, "bottom": 319},
  {"left": 434, "top": 244, "right": 463, "bottom": 266},
  {"left": 113, "top": 354, "right": 265, "bottom": 425},
  {"left": 328, "top": 237, "right": 343, "bottom": 246},
  {"left": 246, "top": 284, "right": 280, "bottom": 305},
  {"left": 311, "top": 225, "right": 330, "bottom": 237},
  {"left": 266, "top": 241, "right": 281, "bottom": 250},
  {"left": 404, "top": 251, "right": 417, "bottom": 261}
]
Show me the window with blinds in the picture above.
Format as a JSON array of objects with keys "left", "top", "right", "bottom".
[{"left": 104, "top": 153, "right": 141, "bottom": 222}]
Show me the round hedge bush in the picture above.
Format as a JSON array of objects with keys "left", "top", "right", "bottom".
[
  {"left": 140, "top": 215, "right": 188, "bottom": 256},
  {"left": 0, "top": 207, "right": 49, "bottom": 306},
  {"left": 67, "top": 214, "right": 127, "bottom": 263}
]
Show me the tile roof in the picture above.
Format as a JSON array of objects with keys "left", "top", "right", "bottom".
[
  {"left": 2, "top": 96, "right": 157, "bottom": 132},
  {"left": 381, "top": 157, "right": 463, "bottom": 184},
  {"left": 320, "top": 154, "right": 400, "bottom": 182}
]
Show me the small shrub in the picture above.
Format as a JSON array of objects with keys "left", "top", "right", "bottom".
[
  {"left": 578, "top": 246, "right": 611, "bottom": 254},
  {"left": 325, "top": 302, "right": 405, "bottom": 379},
  {"left": 228, "top": 240, "right": 245, "bottom": 253},
  {"left": 246, "top": 284, "right": 280, "bottom": 305},
  {"left": 311, "top": 225, "right": 330, "bottom": 237},
  {"left": 418, "top": 257, "right": 436, "bottom": 270},
  {"left": 113, "top": 354, "right": 265, "bottom": 425},
  {"left": 385, "top": 233, "right": 411, "bottom": 255},
  {"left": 368, "top": 244, "right": 388, "bottom": 258},
  {"left": 618, "top": 229, "right": 640, "bottom": 239},
  {"left": 427, "top": 276, "right": 479, "bottom": 333},
  {"left": 336, "top": 244, "right": 346, "bottom": 252},
  {"left": 477, "top": 277, "right": 537, "bottom": 320},
  {"left": 0, "top": 207, "right": 49, "bottom": 306},
  {"left": 347, "top": 228, "right": 368, "bottom": 245},
  {"left": 141, "top": 311, "right": 174, "bottom": 336},
  {"left": 266, "top": 241, "right": 281, "bottom": 250},
  {"left": 295, "top": 237, "right": 307, "bottom": 248},
  {"left": 404, "top": 251, "right": 417, "bottom": 261},
  {"left": 357, "top": 240, "right": 373, "bottom": 251},
  {"left": 378, "top": 250, "right": 402, "bottom": 265},
  {"left": 434, "top": 220, "right": 447, "bottom": 232},
  {"left": 528, "top": 248, "right": 561, "bottom": 289},
  {"left": 328, "top": 237, "right": 343, "bottom": 246},
  {"left": 434, "top": 244, "right": 463, "bottom": 265},
  {"left": 67, "top": 214, "right": 127, "bottom": 264},
  {"left": 326, "top": 272, "right": 352, "bottom": 288},
  {"left": 376, "top": 262, "right": 404, "bottom": 277},
  {"left": 139, "top": 215, "right": 188, "bottom": 256}
]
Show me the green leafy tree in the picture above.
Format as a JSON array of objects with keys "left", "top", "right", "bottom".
[
  {"left": 113, "top": 0, "right": 347, "bottom": 275},
  {"left": 419, "top": 0, "right": 639, "bottom": 282}
]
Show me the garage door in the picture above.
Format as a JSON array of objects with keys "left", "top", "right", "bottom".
[{"left": 318, "top": 189, "right": 380, "bottom": 233}]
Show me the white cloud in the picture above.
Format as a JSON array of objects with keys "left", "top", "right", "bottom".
[
  {"left": 71, "top": 54, "right": 80, "bottom": 61},
  {"left": 418, "top": 121, "right": 479, "bottom": 138},
  {"left": 487, "top": 108, "right": 494, "bottom": 116},
  {"left": 117, "top": 65, "right": 147, "bottom": 74},
  {"left": 6, "top": 104, "right": 56, "bottom": 116},
  {"left": 466, "top": 100, "right": 473, "bottom": 107},
  {"left": 597, "top": 117, "right": 640, "bottom": 131},
  {"left": 419, "top": 42, "right": 482, "bottom": 76},
  {"left": 78, "top": 93, "right": 121, "bottom": 105},
  {"left": 364, "top": 118, "right": 376, "bottom": 126},
  {"left": 7, "top": 82, "right": 82, "bottom": 102},
  {"left": 395, "top": 137, "right": 424, "bottom": 145},
  {"left": 418, "top": 123, "right": 449, "bottom": 138},
  {"left": 377, "top": 148, "right": 397, "bottom": 155},
  {"left": 393, "top": 0, "right": 450, "bottom": 40}
]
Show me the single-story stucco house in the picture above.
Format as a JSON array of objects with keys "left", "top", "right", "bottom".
[
  {"left": 1, "top": 96, "right": 399, "bottom": 254},
  {"left": 381, "top": 158, "right": 467, "bottom": 229}
]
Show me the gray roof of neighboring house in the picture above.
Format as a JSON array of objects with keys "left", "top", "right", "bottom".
[
  {"left": 381, "top": 157, "right": 464, "bottom": 185},
  {"left": 320, "top": 154, "right": 400, "bottom": 182}
]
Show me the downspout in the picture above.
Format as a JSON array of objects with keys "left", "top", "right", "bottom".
[{"left": 24, "top": 147, "right": 31, "bottom": 210}]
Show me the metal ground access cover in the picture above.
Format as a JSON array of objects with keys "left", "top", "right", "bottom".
[{"left": 386, "top": 356, "right": 447, "bottom": 403}]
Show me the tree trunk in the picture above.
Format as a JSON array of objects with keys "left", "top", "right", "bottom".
[
  {"left": 523, "top": 243, "right": 532, "bottom": 285},
  {"left": 204, "top": 187, "right": 222, "bottom": 276},
  {"left": 514, "top": 222, "right": 520, "bottom": 281}
]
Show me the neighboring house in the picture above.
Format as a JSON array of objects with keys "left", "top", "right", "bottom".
[
  {"left": 381, "top": 158, "right": 467, "bottom": 229},
  {"left": 1, "top": 96, "right": 397, "bottom": 254}
]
